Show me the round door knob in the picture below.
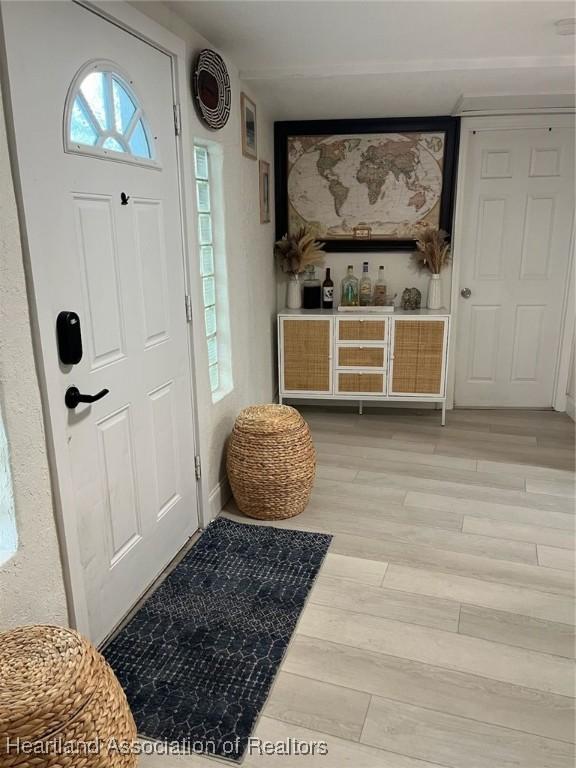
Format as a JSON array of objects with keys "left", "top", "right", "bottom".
[{"left": 461, "top": 288, "right": 472, "bottom": 299}]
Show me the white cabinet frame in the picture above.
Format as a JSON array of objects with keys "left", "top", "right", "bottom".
[{"left": 278, "top": 311, "right": 451, "bottom": 424}]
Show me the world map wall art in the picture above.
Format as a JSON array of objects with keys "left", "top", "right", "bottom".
[{"left": 274, "top": 117, "right": 459, "bottom": 251}]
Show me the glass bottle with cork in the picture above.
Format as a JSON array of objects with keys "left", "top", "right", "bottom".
[{"left": 302, "top": 266, "right": 321, "bottom": 309}]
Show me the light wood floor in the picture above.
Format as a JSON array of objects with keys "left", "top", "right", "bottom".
[{"left": 141, "top": 407, "right": 575, "bottom": 768}]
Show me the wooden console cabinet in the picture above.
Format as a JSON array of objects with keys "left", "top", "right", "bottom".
[{"left": 278, "top": 309, "right": 450, "bottom": 424}]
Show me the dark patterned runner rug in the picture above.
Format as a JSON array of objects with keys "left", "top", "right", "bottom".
[{"left": 103, "top": 517, "right": 332, "bottom": 762}]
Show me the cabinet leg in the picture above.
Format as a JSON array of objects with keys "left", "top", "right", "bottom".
[
  {"left": 279, "top": 395, "right": 283, "bottom": 405},
  {"left": 441, "top": 401, "right": 446, "bottom": 426},
  {"left": 359, "top": 400, "right": 363, "bottom": 416}
]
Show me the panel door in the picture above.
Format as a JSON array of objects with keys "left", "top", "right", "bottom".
[
  {"left": 389, "top": 318, "right": 448, "bottom": 396},
  {"left": 2, "top": 2, "right": 199, "bottom": 643},
  {"left": 281, "top": 317, "right": 332, "bottom": 394},
  {"left": 454, "top": 126, "right": 575, "bottom": 407}
]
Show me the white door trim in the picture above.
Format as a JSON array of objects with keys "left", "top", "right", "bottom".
[
  {"left": 447, "top": 112, "right": 576, "bottom": 411},
  {"left": 0, "top": 0, "right": 208, "bottom": 635},
  {"left": 553, "top": 226, "right": 575, "bottom": 412}
]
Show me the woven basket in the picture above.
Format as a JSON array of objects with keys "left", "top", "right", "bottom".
[
  {"left": 0, "top": 625, "right": 137, "bottom": 767},
  {"left": 227, "top": 404, "right": 316, "bottom": 520}
]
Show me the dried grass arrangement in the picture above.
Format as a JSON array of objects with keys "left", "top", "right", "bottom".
[
  {"left": 413, "top": 228, "right": 451, "bottom": 275},
  {"left": 275, "top": 226, "right": 325, "bottom": 275}
]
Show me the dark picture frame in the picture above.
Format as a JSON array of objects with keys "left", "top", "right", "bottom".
[{"left": 274, "top": 116, "right": 460, "bottom": 251}]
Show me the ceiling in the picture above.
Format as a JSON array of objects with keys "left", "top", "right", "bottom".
[{"left": 166, "top": 0, "right": 575, "bottom": 119}]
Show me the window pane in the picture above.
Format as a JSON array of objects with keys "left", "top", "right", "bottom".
[
  {"left": 196, "top": 181, "right": 211, "bottom": 213},
  {"left": 207, "top": 336, "right": 218, "bottom": 367},
  {"left": 69, "top": 68, "right": 155, "bottom": 165},
  {"left": 70, "top": 98, "right": 98, "bottom": 146},
  {"left": 198, "top": 214, "right": 212, "bottom": 245},
  {"left": 129, "top": 120, "right": 151, "bottom": 159},
  {"left": 209, "top": 364, "right": 219, "bottom": 393},
  {"left": 203, "top": 276, "right": 216, "bottom": 307},
  {"left": 205, "top": 305, "right": 217, "bottom": 337},
  {"left": 102, "top": 137, "right": 125, "bottom": 153},
  {"left": 112, "top": 78, "right": 136, "bottom": 134},
  {"left": 194, "top": 146, "right": 209, "bottom": 180},
  {"left": 200, "top": 246, "right": 214, "bottom": 276},
  {"left": 80, "top": 72, "right": 108, "bottom": 130}
]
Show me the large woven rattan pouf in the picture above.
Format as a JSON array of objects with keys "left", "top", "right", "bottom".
[
  {"left": 0, "top": 625, "right": 137, "bottom": 768},
  {"left": 227, "top": 404, "right": 316, "bottom": 520}
]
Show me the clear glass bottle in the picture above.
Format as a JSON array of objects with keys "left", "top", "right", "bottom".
[
  {"left": 373, "top": 266, "right": 387, "bottom": 306},
  {"left": 340, "top": 265, "right": 359, "bottom": 307},
  {"left": 359, "top": 261, "right": 372, "bottom": 306}
]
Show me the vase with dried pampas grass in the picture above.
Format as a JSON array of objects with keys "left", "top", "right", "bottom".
[
  {"left": 412, "top": 228, "right": 451, "bottom": 310},
  {"left": 275, "top": 227, "right": 325, "bottom": 309}
]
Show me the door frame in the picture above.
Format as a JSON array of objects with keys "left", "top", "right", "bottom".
[
  {"left": 447, "top": 113, "right": 576, "bottom": 411},
  {"left": 0, "top": 0, "right": 209, "bottom": 636}
]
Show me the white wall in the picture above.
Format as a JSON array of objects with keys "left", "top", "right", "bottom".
[
  {"left": 132, "top": 3, "right": 277, "bottom": 517},
  {"left": 277, "top": 250, "right": 452, "bottom": 312},
  {"left": 0, "top": 86, "right": 68, "bottom": 629}
]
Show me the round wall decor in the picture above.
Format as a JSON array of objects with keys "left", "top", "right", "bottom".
[{"left": 192, "top": 49, "right": 231, "bottom": 130}]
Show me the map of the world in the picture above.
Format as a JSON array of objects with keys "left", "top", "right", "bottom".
[{"left": 287, "top": 132, "right": 446, "bottom": 240}]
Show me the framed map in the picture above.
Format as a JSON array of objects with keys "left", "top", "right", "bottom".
[{"left": 275, "top": 117, "right": 459, "bottom": 251}]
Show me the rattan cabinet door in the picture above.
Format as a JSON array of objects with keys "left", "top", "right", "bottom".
[
  {"left": 390, "top": 318, "right": 447, "bottom": 396},
  {"left": 281, "top": 318, "right": 332, "bottom": 393}
]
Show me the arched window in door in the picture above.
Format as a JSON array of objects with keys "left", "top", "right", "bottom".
[{"left": 65, "top": 61, "right": 156, "bottom": 164}]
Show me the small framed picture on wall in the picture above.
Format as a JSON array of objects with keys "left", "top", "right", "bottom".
[
  {"left": 241, "top": 92, "right": 257, "bottom": 159},
  {"left": 259, "top": 160, "right": 271, "bottom": 223}
]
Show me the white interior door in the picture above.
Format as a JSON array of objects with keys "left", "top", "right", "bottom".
[
  {"left": 2, "top": 1, "right": 199, "bottom": 644},
  {"left": 454, "top": 124, "right": 575, "bottom": 407}
]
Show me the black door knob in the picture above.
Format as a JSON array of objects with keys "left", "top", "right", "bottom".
[{"left": 65, "top": 386, "right": 109, "bottom": 409}]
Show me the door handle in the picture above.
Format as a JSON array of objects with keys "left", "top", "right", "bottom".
[
  {"left": 460, "top": 288, "right": 472, "bottom": 299},
  {"left": 65, "top": 386, "right": 109, "bottom": 409}
]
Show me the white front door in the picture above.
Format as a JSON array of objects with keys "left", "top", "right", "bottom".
[
  {"left": 454, "top": 124, "right": 575, "bottom": 407},
  {"left": 2, "top": 1, "right": 199, "bottom": 644}
]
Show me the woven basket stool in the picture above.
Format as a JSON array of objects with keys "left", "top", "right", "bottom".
[
  {"left": 227, "top": 404, "right": 316, "bottom": 520},
  {"left": 0, "top": 625, "right": 137, "bottom": 768}
]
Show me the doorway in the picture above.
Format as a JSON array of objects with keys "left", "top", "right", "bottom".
[
  {"left": 1, "top": 1, "right": 200, "bottom": 644},
  {"left": 454, "top": 121, "right": 574, "bottom": 408}
]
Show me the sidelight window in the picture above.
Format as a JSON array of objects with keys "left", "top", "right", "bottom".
[
  {"left": 193, "top": 144, "right": 233, "bottom": 401},
  {"left": 0, "top": 406, "right": 17, "bottom": 566}
]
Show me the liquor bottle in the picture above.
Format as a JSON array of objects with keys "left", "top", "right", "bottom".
[
  {"left": 341, "top": 265, "right": 359, "bottom": 307},
  {"left": 373, "top": 266, "right": 387, "bottom": 306},
  {"left": 322, "top": 268, "right": 334, "bottom": 309},
  {"left": 359, "top": 261, "right": 372, "bottom": 306}
]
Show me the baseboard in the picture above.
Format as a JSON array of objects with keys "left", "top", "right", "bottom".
[
  {"left": 208, "top": 477, "right": 232, "bottom": 523},
  {"left": 566, "top": 394, "right": 575, "bottom": 422}
]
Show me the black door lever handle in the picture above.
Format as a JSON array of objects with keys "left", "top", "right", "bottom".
[{"left": 65, "top": 386, "right": 110, "bottom": 409}]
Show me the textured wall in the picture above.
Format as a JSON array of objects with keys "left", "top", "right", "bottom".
[
  {"left": 0, "top": 85, "right": 68, "bottom": 629},
  {"left": 131, "top": 3, "right": 277, "bottom": 516}
]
